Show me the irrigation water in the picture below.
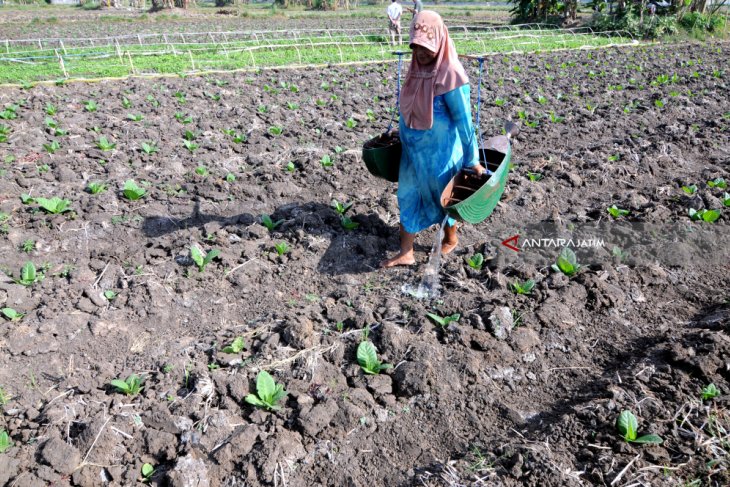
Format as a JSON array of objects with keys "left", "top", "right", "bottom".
[{"left": 402, "top": 215, "right": 450, "bottom": 300}]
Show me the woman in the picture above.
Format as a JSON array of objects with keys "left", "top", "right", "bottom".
[{"left": 381, "top": 11, "right": 484, "bottom": 268}]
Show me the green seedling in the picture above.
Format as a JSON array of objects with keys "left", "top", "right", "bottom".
[
  {"left": 222, "top": 336, "right": 246, "bottom": 354},
  {"left": 286, "top": 102, "right": 299, "bottom": 110},
  {"left": 654, "top": 100, "right": 665, "bottom": 109},
  {"left": 511, "top": 279, "right": 535, "bottom": 295},
  {"left": 127, "top": 113, "right": 143, "bottom": 122},
  {"left": 37, "top": 164, "right": 50, "bottom": 174},
  {"left": 268, "top": 126, "right": 283, "bottom": 136},
  {"left": 701, "top": 383, "right": 721, "bottom": 401},
  {"left": 104, "top": 290, "right": 117, "bottom": 300},
  {"left": 21, "top": 194, "right": 34, "bottom": 204},
  {"left": 121, "top": 97, "right": 132, "bottom": 109},
  {"left": 331, "top": 199, "right": 353, "bottom": 216},
  {"left": 206, "top": 92, "right": 221, "bottom": 102},
  {"left": 334, "top": 146, "right": 344, "bottom": 155},
  {"left": 109, "top": 374, "right": 144, "bottom": 396},
  {"left": 345, "top": 117, "right": 357, "bottom": 129},
  {"left": 552, "top": 247, "right": 581, "bottom": 277},
  {"left": 257, "top": 104, "right": 269, "bottom": 113},
  {"left": 0, "top": 105, "right": 17, "bottom": 120},
  {"left": 35, "top": 197, "right": 72, "bottom": 214},
  {"left": 274, "top": 242, "right": 289, "bottom": 256},
  {"left": 320, "top": 155, "right": 333, "bottom": 168},
  {"left": 122, "top": 180, "right": 146, "bottom": 200},
  {"left": 466, "top": 253, "right": 484, "bottom": 271},
  {"left": 0, "top": 387, "right": 8, "bottom": 406},
  {"left": 183, "top": 130, "right": 196, "bottom": 141},
  {"left": 616, "top": 410, "right": 663, "bottom": 445},
  {"left": 2, "top": 308, "right": 24, "bottom": 321},
  {"left": 340, "top": 216, "right": 359, "bottom": 231},
  {"left": 707, "top": 178, "right": 727, "bottom": 189},
  {"left": 45, "top": 102, "right": 57, "bottom": 115},
  {"left": 221, "top": 128, "right": 235, "bottom": 136},
  {"left": 261, "top": 214, "right": 284, "bottom": 231},
  {"left": 194, "top": 166, "right": 208, "bottom": 177},
  {"left": 607, "top": 154, "right": 620, "bottom": 162},
  {"left": 426, "top": 312, "right": 460, "bottom": 328},
  {"left": 43, "top": 140, "right": 61, "bottom": 154},
  {"left": 13, "top": 262, "right": 41, "bottom": 286},
  {"left": 366, "top": 109, "right": 375, "bottom": 122},
  {"left": 174, "top": 91, "right": 186, "bottom": 103},
  {"left": 141, "top": 463, "right": 154, "bottom": 483},
  {"left": 722, "top": 193, "right": 730, "bottom": 207},
  {"left": 225, "top": 173, "right": 236, "bottom": 183},
  {"left": 494, "top": 97, "right": 506, "bottom": 107},
  {"left": 527, "top": 172, "right": 543, "bottom": 182},
  {"left": 183, "top": 140, "right": 198, "bottom": 153},
  {"left": 96, "top": 136, "right": 116, "bottom": 151},
  {"left": 190, "top": 245, "right": 220, "bottom": 272},
  {"left": 0, "top": 124, "right": 10, "bottom": 143},
  {"left": 357, "top": 341, "right": 392, "bottom": 375},
  {"left": 175, "top": 113, "right": 193, "bottom": 124},
  {"left": 83, "top": 100, "right": 98, "bottom": 112},
  {"left": 21, "top": 239, "right": 34, "bottom": 253},
  {"left": 0, "top": 430, "right": 11, "bottom": 453},
  {"left": 688, "top": 208, "right": 721, "bottom": 223},
  {"left": 536, "top": 95, "right": 547, "bottom": 105},
  {"left": 681, "top": 184, "right": 698, "bottom": 195},
  {"left": 285, "top": 161, "right": 296, "bottom": 172},
  {"left": 245, "top": 370, "right": 287, "bottom": 411},
  {"left": 141, "top": 142, "right": 158, "bottom": 155},
  {"left": 607, "top": 205, "right": 630, "bottom": 218},
  {"left": 87, "top": 181, "right": 107, "bottom": 194}
]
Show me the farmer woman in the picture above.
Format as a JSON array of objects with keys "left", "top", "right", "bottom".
[{"left": 381, "top": 11, "right": 484, "bottom": 268}]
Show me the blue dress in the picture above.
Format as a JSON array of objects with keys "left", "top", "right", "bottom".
[{"left": 398, "top": 84, "right": 479, "bottom": 234}]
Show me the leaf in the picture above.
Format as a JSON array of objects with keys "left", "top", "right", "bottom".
[
  {"left": 141, "top": 463, "right": 154, "bottom": 478},
  {"left": 0, "top": 430, "right": 12, "bottom": 453},
  {"left": 244, "top": 394, "right": 266, "bottom": 407},
  {"left": 701, "top": 209, "right": 721, "bottom": 223},
  {"left": 617, "top": 410, "right": 638, "bottom": 441},
  {"left": 20, "top": 262, "right": 36, "bottom": 285},
  {"left": 426, "top": 312, "right": 446, "bottom": 327},
  {"left": 203, "top": 249, "right": 221, "bottom": 267},
  {"left": 123, "top": 180, "right": 146, "bottom": 200},
  {"left": 110, "top": 379, "right": 130, "bottom": 393},
  {"left": 222, "top": 337, "right": 245, "bottom": 354},
  {"left": 256, "top": 370, "right": 277, "bottom": 403},
  {"left": 633, "top": 434, "right": 663, "bottom": 445},
  {"left": 2, "top": 308, "right": 23, "bottom": 320},
  {"left": 190, "top": 245, "right": 204, "bottom": 269},
  {"left": 357, "top": 341, "right": 379, "bottom": 374},
  {"left": 556, "top": 248, "right": 579, "bottom": 276}
]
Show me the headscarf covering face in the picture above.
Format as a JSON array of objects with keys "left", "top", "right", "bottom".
[{"left": 399, "top": 11, "right": 469, "bottom": 130}]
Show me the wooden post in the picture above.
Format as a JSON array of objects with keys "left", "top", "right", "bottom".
[
  {"left": 59, "top": 40, "right": 67, "bottom": 56},
  {"left": 188, "top": 50, "right": 195, "bottom": 71},
  {"left": 56, "top": 50, "right": 69, "bottom": 78},
  {"left": 126, "top": 51, "right": 137, "bottom": 75},
  {"left": 115, "top": 39, "right": 123, "bottom": 62}
]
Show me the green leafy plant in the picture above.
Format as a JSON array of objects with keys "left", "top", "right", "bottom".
[
  {"left": 268, "top": 126, "right": 283, "bottom": 136},
  {"left": 607, "top": 154, "right": 620, "bottom": 162},
  {"left": 466, "top": 253, "right": 484, "bottom": 271},
  {"left": 21, "top": 239, "right": 34, "bottom": 253},
  {"left": 285, "top": 161, "right": 296, "bottom": 172},
  {"left": 127, "top": 113, "right": 143, "bottom": 122},
  {"left": 2, "top": 308, "right": 24, "bottom": 321},
  {"left": 681, "top": 184, "right": 698, "bottom": 195},
  {"left": 552, "top": 247, "right": 581, "bottom": 277},
  {"left": 135, "top": 141, "right": 156, "bottom": 155},
  {"left": 722, "top": 193, "right": 730, "bottom": 207},
  {"left": 35, "top": 197, "right": 71, "bottom": 214},
  {"left": 245, "top": 370, "right": 287, "bottom": 411},
  {"left": 141, "top": 463, "right": 154, "bottom": 483},
  {"left": 104, "top": 290, "right": 117, "bottom": 300},
  {"left": 345, "top": 117, "right": 357, "bottom": 129},
  {"left": 548, "top": 111, "right": 564, "bottom": 123},
  {"left": 286, "top": 102, "right": 299, "bottom": 110},
  {"left": 357, "top": 341, "right": 392, "bottom": 375},
  {"left": 426, "top": 312, "right": 461, "bottom": 329},
  {"left": 225, "top": 173, "right": 236, "bottom": 183},
  {"left": 0, "top": 430, "right": 12, "bottom": 453},
  {"left": 96, "top": 136, "right": 116, "bottom": 151},
  {"left": 320, "top": 155, "right": 333, "bottom": 168},
  {"left": 616, "top": 410, "right": 663, "bottom": 445},
  {"left": 43, "top": 140, "right": 61, "bottom": 154},
  {"left": 607, "top": 205, "right": 630, "bottom": 218},
  {"left": 222, "top": 336, "right": 245, "bottom": 354},
  {"left": 122, "top": 180, "right": 146, "bottom": 200},
  {"left": 13, "top": 262, "right": 41, "bottom": 286},
  {"left": 527, "top": 172, "right": 543, "bottom": 182},
  {"left": 707, "top": 177, "right": 727, "bottom": 189},
  {"left": 121, "top": 97, "right": 131, "bottom": 109},
  {"left": 340, "top": 216, "right": 359, "bottom": 231},
  {"left": 45, "top": 102, "right": 57, "bottom": 115},
  {"left": 83, "top": 100, "right": 98, "bottom": 112},
  {"left": 261, "top": 214, "right": 283, "bottom": 231},
  {"left": 0, "top": 124, "right": 10, "bottom": 143},
  {"left": 194, "top": 166, "right": 208, "bottom": 177},
  {"left": 183, "top": 139, "right": 198, "bottom": 153},
  {"left": 190, "top": 245, "right": 220, "bottom": 272},
  {"left": 109, "top": 374, "right": 144, "bottom": 396},
  {"left": 494, "top": 97, "right": 506, "bottom": 107},
  {"left": 511, "top": 279, "right": 535, "bottom": 295},
  {"left": 331, "top": 199, "right": 353, "bottom": 216},
  {"left": 174, "top": 91, "right": 186, "bottom": 103},
  {"left": 86, "top": 181, "right": 107, "bottom": 194},
  {"left": 175, "top": 112, "right": 193, "bottom": 124},
  {"left": 274, "top": 242, "right": 289, "bottom": 256},
  {"left": 701, "top": 383, "right": 721, "bottom": 401},
  {"left": 689, "top": 208, "right": 721, "bottom": 223}
]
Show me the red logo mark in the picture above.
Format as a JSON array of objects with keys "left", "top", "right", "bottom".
[{"left": 501, "top": 235, "right": 520, "bottom": 252}]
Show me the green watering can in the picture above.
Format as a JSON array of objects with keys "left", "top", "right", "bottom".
[{"left": 440, "top": 121, "right": 519, "bottom": 224}]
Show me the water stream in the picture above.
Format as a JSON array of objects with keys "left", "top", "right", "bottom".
[{"left": 402, "top": 215, "right": 450, "bottom": 300}]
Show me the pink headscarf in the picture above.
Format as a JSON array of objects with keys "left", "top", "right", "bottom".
[{"left": 400, "top": 11, "right": 469, "bottom": 130}]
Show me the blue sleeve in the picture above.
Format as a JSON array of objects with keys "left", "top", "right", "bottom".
[{"left": 443, "top": 84, "right": 479, "bottom": 169}]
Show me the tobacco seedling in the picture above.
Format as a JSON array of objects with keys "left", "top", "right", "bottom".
[
  {"left": 190, "top": 245, "right": 220, "bottom": 272},
  {"left": 285, "top": 161, "right": 296, "bottom": 172},
  {"left": 320, "top": 155, "right": 333, "bottom": 168},
  {"left": 607, "top": 205, "right": 630, "bottom": 218},
  {"left": 527, "top": 172, "right": 543, "bottom": 182},
  {"left": 707, "top": 177, "right": 727, "bottom": 189},
  {"left": 548, "top": 111, "right": 564, "bottom": 123},
  {"left": 222, "top": 337, "right": 245, "bottom": 354},
  {"left": 35, "top": 197, "right": 72, "bottom": 214},
  {"left": 616, "top": 410, "right": 663, "bottom": 445},
  {"left": 2, "top": 308, "right": 24, "bottom": 321},
  {"left": 121, "top": 97, "right": 131, "bottom": 109},
  {"left": 45, "top": 102, "right": 57, "bottom": 115},
  {"left": 13, "top": 262, "right": 41, "bottom": 286},
  {"left": 194, "top": 166, "right": 208, "bottom": 177},
  {"left": 681, "top": 184, "right": 698, "bottom": 195},
  {"left": 274, "top": 242, "right": 289, "bottom": 256},
  {"left": 245, "top": 370, "right": 287, "bottom": 411},
  {"left": 96, "top": 136, "right": 116, "bottom": 151},
  {"left": 87, "top": 182, "right": 107, "bottom": 194},
  {"left": 0, "top": 124, "right": 10, "bottom": 143},
  {"left": 426, "top": 312, "right": 460, "bottom": 329},
  {"left": 110, "top": 374, "right": 144, "bottom": 396},
  {"left": 722, "top": 193, "right": 730, "bottom": 207},
  {"left": 345, "top": 117, "right": 357, "bottom": 129},
  {"left": 286, "top": 102, "right": 299, "bottom": 110},
  {"left": 268, "top": 126, "right": 283, "bottom": 136},
  {"left": 104, "top": 290, "right": 117, "bottom": 301},
  {"left": 141, "top": 142, "right": 158, "bottom": 155},
  {"left": 467, "top": 253, "right": 484, "bottom": 271},
  {"left": 607, "top": 154, "right": 620, "bottom": 162},
  {"left": 123, "top": 180, "right": 146, "bottom": 200},
  {"left": 183, "top": 140, "right": 198, "bottom": 153},
  {"left": 552, "top": 247, "right": 581, "bottom": 277},
  {"left": 261, "top": 214, "right": 283, "bottom": 231},
  {"left": 43, "top": 141, "right": 60, "bottom": 154},
  {"left": 141, "top": 463, "right": 154, "bottom": 483},
  {"left": 340, "top": 216, "right": 359, "bottom": 231},
  {"left": 175, "top": 112, "right": 193, "bottom": 124},
  {"left": 183, "top": 130, "right": 196, "bottom": 141},
  {"left": 494, "top": 97, "right": 506, "bottom": 107},
  {"left": 701, "top": 383, "right": 721, "bottom": 401},
  {"left": 331, "top": 199, "right": 353, "bottom": 216},
  {"left": 127, "top": 113, "right": 143, "bottom": 122},
  {"left": 357, "top": 341, "right": 392, "bottom": 375},
  {"left": 225, "top": 173, "right": 236, "bottom": 183},
  {"left": 511, "top": 279, "right": 535, "bottom": 295},
  {"left": 688, "top": 208, "right": 721, "bottom": 223},
  {"left": 83, "top": 100, "right": 98, "bottom": 112},
  {"left": 0, "top": 430, "right": 11, "bottom": 453}
]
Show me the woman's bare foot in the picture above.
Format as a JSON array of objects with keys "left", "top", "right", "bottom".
[
  {"left": 442, "top": 224, "right": 458, "bottom": 254},
  {"left": 381, "top": 251, "right": 416, "bottom": 268}
]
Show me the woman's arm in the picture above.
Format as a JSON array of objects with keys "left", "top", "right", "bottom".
[{"left": 443, "top": 84, "right": 480, "bottom": 171}]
